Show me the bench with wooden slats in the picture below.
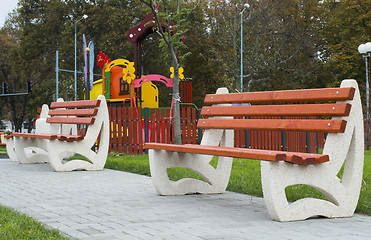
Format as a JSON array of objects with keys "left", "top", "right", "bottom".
[
  {"left": 11, "top": 99, "right": 101, "bottom": 142},
  {"left": 146, "top": 80, "right": 364, "bottom": 222},
  {"left": 9, "top": 95, "right": 110, "bottom": 171},
  {"left": 146, "top": 86, "right": 355, "bottom": 165}
]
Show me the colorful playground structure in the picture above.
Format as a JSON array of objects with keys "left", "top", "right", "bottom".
[
  {"left": 83, "top": 10, "right": 191, "bottom": 108},
  {"left": 87, "top": 53, "right": 174, "bottom": 108}
]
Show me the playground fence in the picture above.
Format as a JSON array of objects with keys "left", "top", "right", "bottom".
[
  {"left": 233, "top": 116, "right": 325, "bottom": 153},
  {"left": 107, "top": 107, "right": 198, "bottom": 154},
  {"left": 103, "top": 107, "right": 325, "bottom": 155}
]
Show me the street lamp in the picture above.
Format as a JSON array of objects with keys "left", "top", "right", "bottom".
[
  {"left": 358, "top": 42, "right": 371, "bottom": 119},
  {"left": 74, "top": 14, "right": 88, "bottom": 101},
  {"left": 358, "top": 42, "right": 371, "bottom": 148},
  {"left": 240, "top": 3, "right": 249, "bottom": 92}
]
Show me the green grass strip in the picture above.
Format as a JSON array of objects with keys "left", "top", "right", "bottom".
[{"left": 0, "top": 205, "right": 70, "bottom": 240}]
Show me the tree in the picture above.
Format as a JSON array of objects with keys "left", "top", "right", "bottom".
[
  {"left": 320, "top": 0, "right": 371, "bottom": 84},
  {"left": 140, "top": 0, "right": 192, "bottom": 145},
  {"left": 319, "top": 0, "right": 371, "bottom": 116},
  {"left": 205, "top": 0, "right": 325, "bottom": 92},
  {"left": 0, "top": 32, "right": 28, "bottom": 132}
]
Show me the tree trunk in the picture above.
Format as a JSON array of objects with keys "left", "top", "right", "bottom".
[{"left": 172, "top": 66, "right": 182, "bottom": 145}]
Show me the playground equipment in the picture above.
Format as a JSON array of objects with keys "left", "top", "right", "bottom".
[
  {"left": 85, "top": 52, "right": 174, "bottom": 108},
  {"left": 83, "top": 9, "right": 192, "bottom": 107}
]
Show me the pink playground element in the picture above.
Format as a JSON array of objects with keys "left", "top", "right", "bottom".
[{"left": 134, "top": 74, "right": 174, "bottom": 88}]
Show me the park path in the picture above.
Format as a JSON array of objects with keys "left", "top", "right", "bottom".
[{"left": 1, "top": 157, "right": 370, "bottom": 240}]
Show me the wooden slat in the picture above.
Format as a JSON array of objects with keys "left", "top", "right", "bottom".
[
  {"left": 145, "top": 143, "right": 329, "bottom": 165},
  {"left": 133, "top": 107, "right": 138, "bottom": 154},
  {"left": 166, "top": 108, "right": 171, "bottom": 144},
  {"left": 12, "top": 133, "right": 58, "bottom": 140},
  {"left": 204, "top": 87, "right": 355, "bottom": 104},
  {"left": 122, "top": 107, "right": 128, "bottom": 154},
  {"left": 186, "top": 108, "right": 191, "bottom": 144},
  {"left": 108, "top": 107, "right": 112, "bottom": 153},
  {"left": 156, "top": 109, "right": 161, "bottom": 143},
  {"left": 150, "top": 109, "right": 155, "bottom": 143},
  {"left": 117, "top": 107, "right": 123, "bottom": 154},
  {"left": 201, "top": 103, "right": 351, "bottom": 117},
  {"left": 161, "top": 108, "right": 166, "bottom": 143},
  {"left": 46, "top": 117, "right": 95, "bottom": 125},
  {"left": 197, "top": 119, "right": 347, "bottom": 133},
  {"left": 50, "top": 99, "right": 101, "bottom": 108},
  {"left": 128, "top": 107, "right": 133, "bottom": 155},
  {"left": 49, "top": 109, "right": 98, "bottom": 116},
  {"left": 286, "top": 152, "right": 329, "bottom": 165},
  {"left": 146, "top": 143, "right": 285, "bottom": 161},
  {"left": 12, "top": 133, "right": 84, "bottom": 142},
  {"left": 138, "top": 107, "right": 143, "bottom": 154},
  {"left": 57, "top": 134, "right": 84, "bottom": 142},
  {"left": 112, "top": 107, "right": 118, "bottom": 152},
  {"left": 191, "top": 108, "right": 197, "bottom": 144},
  {"left": 181, "top": 108, "right": 186, "bottom": 144}
]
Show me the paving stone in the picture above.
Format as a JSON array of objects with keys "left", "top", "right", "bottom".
[
  {"left": 1, "top": 157, "right": 371, "bottom": 240},
  {"left": 77, "top": 227, "right": 103, "bottom": 235}
]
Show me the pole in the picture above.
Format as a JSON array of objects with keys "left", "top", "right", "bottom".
[
  {"left": 74, "top": 15, "right": 88, "bottom": 101},
  {"left": 56, "top": 50, "right": 59, "bottom": 99},
  {"left": 240, "top": 9, "right": 244, "bottom": 92},
  {"left": 366, "top": 55, "right": 369, "bottom": 120},
  {"left": 366, "top": 55, "right": 370, "bottom": 149},
  {"left": 358, "top": 43, "right": 371, "bottom": 148},
  {"left": 85, "top": 50, "right": 90, "bottom": 100},
  {"left": 240, "top": 4, "right": 249, "bottom": 92},
  {"left": 74, "top": 23, "right": 77, "bottom": 101}
]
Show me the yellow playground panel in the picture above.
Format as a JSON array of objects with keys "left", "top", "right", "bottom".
[
  {"left": 141, "top": 81, "right": 158, "bottom": 108},
  {"left": 86, "top": 78, "right": 159, "bottom": 108}
]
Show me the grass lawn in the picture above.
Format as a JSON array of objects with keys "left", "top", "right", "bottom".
[
  {"left": 105, "top": 150, "right": 371, "bottom": 216},
  {"left": 0, "top": 206, "right": 69, "bottom": 240},
  {"left": 0, "top": 146, "right": 6, "bottom": 155}
]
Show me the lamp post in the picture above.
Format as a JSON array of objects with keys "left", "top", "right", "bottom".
[
  {"left": 358, "top": 42, "right": 371, "bottom": 148},
  {"left": 74, "top": 14, "right": 88, "bottom": 101},
  {"left": 240, "top": 4, "right": 249, "bottom": 92},
  {"left": 358, "top": 42, "right": 371, "bottom": 119}
]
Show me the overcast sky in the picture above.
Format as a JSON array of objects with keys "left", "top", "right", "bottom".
[{"left": 0, "top": 0, "right": 19, "bottom": 28}]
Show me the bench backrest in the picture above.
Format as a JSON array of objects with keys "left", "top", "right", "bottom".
[
  {"left": 38, "top": 96, "right": 109, "bottom": 146},
  {"left": 48, "top": 99, "right": 101, "bottom": 126},
  {"left": 199, "top": 87, "right": 355, "bottom": 133}
]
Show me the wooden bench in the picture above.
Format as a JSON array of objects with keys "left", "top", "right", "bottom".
[
  {"left": 10, "top": 95, "right": 109, "bottom": 171},
  {"left": 145, "top": 79, "right": 364, "bottom": 222}
]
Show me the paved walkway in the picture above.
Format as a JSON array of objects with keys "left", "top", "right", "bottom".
[{"left": 1, "top": 157, "right": 371, "bottom": 240}]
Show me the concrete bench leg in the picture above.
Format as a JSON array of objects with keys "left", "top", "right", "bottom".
[
  {"left": 149, "top": 87, "right": 234, "bottom": 195},
  {"left": 47, "top": 118, "right": 110, "bottom": 172},
  {"left": 14, "top": 138, "right": 49, "bottom": 164},
  {"left": 5, "top": 138, "right": 18, "bottom": 162},
  {"left": 261, "top": 79, "right": 364, "bottom": 221},
  {"left": 149, "top": 129, "right": 233, "bottom": 195}
]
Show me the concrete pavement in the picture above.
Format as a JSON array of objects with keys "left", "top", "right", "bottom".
[{"left": 0, "top": 157, "right": 370, "bottom": 240}]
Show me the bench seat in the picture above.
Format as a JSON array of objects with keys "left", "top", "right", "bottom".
[
  {"left": 146, "top": 143, "right": 328, "bottom": 165},
  {"left": 12, "top": 132, "right": 85, "bottom": 142}
]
